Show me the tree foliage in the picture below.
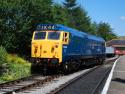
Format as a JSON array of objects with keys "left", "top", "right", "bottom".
[
  {"left": 0, "top": 0, "right": 53, "bottom": 54},
  {"left": 0, "top": 46, "right": 8, "bottom": 65},
  {"left": 63, "top": 0, "right": 77, "bottom": 9},
  {"left": 63, "top": 0, "right": 92, "bottom": 33},
  {"left": 97, "top": 22, "right": 117, "bottom": 41},
  {"left": 52, "top": 4, "right": 68, "bottom": 25},
  {"left": 0, "top": 0, "right": 117, "bottom": 55}
]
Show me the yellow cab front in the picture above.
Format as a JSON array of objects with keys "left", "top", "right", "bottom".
[{"left": 31, "top": 30, "right": 63, "bottom": 63}]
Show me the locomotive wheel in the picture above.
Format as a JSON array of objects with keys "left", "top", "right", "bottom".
[
  {"left": 63, "top": 64, "right": 69, "bottom": 74},
  {"left": 31, "top": 63, "right": 42, "bottom": 74},
  {"left": 100, "top": 59, "right": 105, "bottom": 64},
  {"left": 71, "top": 60, "right": 78, "bottom": 71},
  {"left": 62, "top": 62, "right": 72, "bottom": 74},
  {"left": 97, "top": 58, "right": 104, "bottom": 65},
  {"left": 43, "top": 63, "right": 48, "bottom": 75},
  {"left": 31, "top": 63, "right": 37, "bottom": 74}
]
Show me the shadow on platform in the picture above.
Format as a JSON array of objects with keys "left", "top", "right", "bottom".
[{"left": 112, "top": 78, "right": 125, "bottom": 83}]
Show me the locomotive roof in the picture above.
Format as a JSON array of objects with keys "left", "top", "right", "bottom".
[
  {"left": 87, "top": 34, "right": 105, "bottom": 42},
  {"left": 36, "top": 24, "right": 105, "bottom": 42},
  {"left": 36, "top": 24, "right": 87, "bottom": 37}
]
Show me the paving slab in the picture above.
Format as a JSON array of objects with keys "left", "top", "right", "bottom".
[{"left": 108, "top": 55, "right": 125, "bottom": 94}]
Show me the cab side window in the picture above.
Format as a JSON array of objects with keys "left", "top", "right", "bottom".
[{"left": 63, "top": 32, "right": 69, "bottom": 44}]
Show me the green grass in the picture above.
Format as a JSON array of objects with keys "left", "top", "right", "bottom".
[
  {"left": 0, "top": 62, "right": 31, "bottom": 82},
  {"left": 0, "top": 47, "right": 31, "bottom": 83}
]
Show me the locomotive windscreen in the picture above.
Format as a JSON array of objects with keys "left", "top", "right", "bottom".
[
  {"left": 48, "top": 32, "right": 60, "bottom": 40},
  {"left": 34, "top": 32, "right": 46, "bottom": 40}
]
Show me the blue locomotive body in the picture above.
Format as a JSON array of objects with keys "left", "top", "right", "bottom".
[
  {"left": 55, "top": 24, "right": 105, "bottom": 64},
  {"left": 31, "top": 24, "right": 105, "bottom": 74}
]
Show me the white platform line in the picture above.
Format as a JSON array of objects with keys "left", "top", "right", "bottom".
[{"left": 101, "top": 58, "right": 120, "bottom": 94}]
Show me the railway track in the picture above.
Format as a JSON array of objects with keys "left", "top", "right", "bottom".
[
  {"left": 0, "top": 57, "right": 118, "bottom": 94},
  {"left": 0, "top": 75, "right": 61, "bottom": 94},
  {"left": 49, "top": 57, "right": 118, "bottom": 94}
]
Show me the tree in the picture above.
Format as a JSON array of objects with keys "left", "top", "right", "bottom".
[
  {"left": 72, "top": 7, "right": 92, "bottom": 33},
  {"left": 63, "top": 0, "right": 77, "bottom": 9},
  {"left": 0, "top": 0, "right": 53, "bottom": 54},
  {"left": 52, "top": 4, "right": 68, "bottom": 25},
  {"left": 97, "top": 22, "right": 117, "bottom": 41},
  {"left": 63, "top": 0, "right": 78, "bottom": 28},
  {"left": 63, "top": 0, "right": 92, "bottom": 33},
  {"left": 89, "top": 22, "right": 98, "bottom": 35},
  {"left": 0, "top": 0, "right": 117, "bottom": 55}
]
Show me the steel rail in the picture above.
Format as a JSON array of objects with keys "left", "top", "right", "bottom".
[
  {"left": 49, "top": 57, "right": 118, "bottom": 94},
  {"left": 0, "top": 75, "right": 37, "bottom": 88},
  {"left": 6, "top": 75, "right": 59, "bottom": 94},
  {"left": 91, "top": 66, "right": 112, "bottom": 94},
  {"left": 91, "top": 57, "right": 119, "bottom": 94},
  {"left": 0, "top": 75, "right": 61, "bottom": 94},
  {"left": 50, "top": 66, "right": 100, "bottom": 94},
  {"left": 0, "top": 57, "right": 118, "bottom": 94}
]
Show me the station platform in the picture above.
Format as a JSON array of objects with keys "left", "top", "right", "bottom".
[{"left": 102, "top": 55, "right": 125, "bottom": 94}]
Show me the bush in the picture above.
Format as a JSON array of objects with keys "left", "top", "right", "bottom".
[
  {"left": 0, "top": 46, "right": 8, "bottom": 65},
  {"left": 2, "top": 54, "right": 31, "bottom": 82},
  {"left": 2, "top": 63, "right": 31, "bottom": 81},
  {"left": 0, "top": 46, "right": 9, "bottom": 76},
  {"left": 7, "top": 54, "right": 28, "bottom": 64},
  {"left": 0, "top": 47, "right": 31, "bottom": 83}
]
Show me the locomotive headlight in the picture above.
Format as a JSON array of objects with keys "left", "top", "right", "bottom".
[
  {"left": 51, "top": 47, "right": 55, "bottom": 53},
  {"left": 34, "top": 46, "right": 38, "bottom": 53},
  {"left": 55, "top": 45, "right": 58, "bottom": 48},
  {"left": 36, "top": 59, "right": 41, "bottom": 63},
  {"left": 54, "top": 42, "right": 59, "bottom": 48}
]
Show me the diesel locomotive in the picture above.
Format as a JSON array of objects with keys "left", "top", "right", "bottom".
[{"left": 31, "top": 24, "right": 105, "bottom": 74}]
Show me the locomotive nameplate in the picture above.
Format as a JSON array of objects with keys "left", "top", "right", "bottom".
[{"left": 36, "top": 24, "right": 57, "bottom": 31}]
